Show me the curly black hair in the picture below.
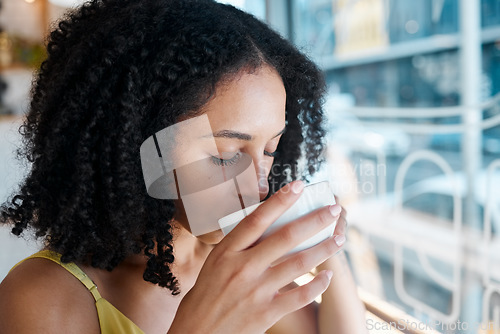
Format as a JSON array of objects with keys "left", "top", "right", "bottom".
[{"left": 0, "top": 0, "right": 326, "bottom": 295}]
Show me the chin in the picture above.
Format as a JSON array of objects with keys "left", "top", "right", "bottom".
[{"left": 195, "top": 229, "right": 226, "bottom": 245}]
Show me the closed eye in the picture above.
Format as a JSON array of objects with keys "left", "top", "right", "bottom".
[
  {"left": 210, "top": 152, "right": 242, "bottom": 166},
  {"left": 264, "top": 150, "right": 278, "bottom": 158}
]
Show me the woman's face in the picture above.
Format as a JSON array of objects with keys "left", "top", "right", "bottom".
[{"left": 172, "top": 65, "right": 287, "bottom": 244}]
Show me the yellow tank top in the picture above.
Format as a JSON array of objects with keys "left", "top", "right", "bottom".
[{"left": 11, "top": 250, "right": 145, "bottom": 334}]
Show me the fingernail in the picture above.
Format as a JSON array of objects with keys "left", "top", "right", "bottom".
[
  {"left": 334, "top": 234, "right": 346, "bottom": 247},
  {"left": 291, "top": 180, "right": 304, "bottom": 194},
  {"left": 329, "top": 204, "right": 341, "bottom": 216},
  {"left": 326, "top": 270, "right": 333, "bottom": 280}
]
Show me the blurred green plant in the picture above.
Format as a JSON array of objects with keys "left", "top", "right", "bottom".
[
  {"left": 0, "top": 33, "right": 46, "bottom": 69},
  {"left": 11, "top": 35, "right": 46, "bottom": 68}
]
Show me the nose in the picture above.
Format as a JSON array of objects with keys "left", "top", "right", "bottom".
[
  {"left": 254, "top": 158, "right": 271, "bottom": 201},
  {"left": 234, "top": 152, "right": 272, "bottom": 203},
  {"left": 258, "top": 171, "right": 269, "bottom": 201}
]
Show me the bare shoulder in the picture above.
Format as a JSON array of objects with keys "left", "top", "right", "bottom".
[{"left": 0, "top": 256, "right": 100, "bottom": 334}]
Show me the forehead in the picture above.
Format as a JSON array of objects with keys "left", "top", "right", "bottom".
[{"left": 200, "top": 66, "right": 287, "bottom": 134}]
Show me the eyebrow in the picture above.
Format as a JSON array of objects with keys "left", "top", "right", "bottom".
[{"left": 204, "top": 125, "right": 286, "bottom": 141}]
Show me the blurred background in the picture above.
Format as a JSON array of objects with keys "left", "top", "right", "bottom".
[{"left": 0, "top": 0, "right": 499, "bottom": 333}]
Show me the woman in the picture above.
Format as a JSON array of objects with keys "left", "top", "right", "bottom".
[{"left": 0, "top": 0, "right": 367, "bottom": 333}]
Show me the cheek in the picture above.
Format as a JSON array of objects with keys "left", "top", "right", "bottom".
[{"left": 172, "top": 152, "right": 262, "bottom": 236}]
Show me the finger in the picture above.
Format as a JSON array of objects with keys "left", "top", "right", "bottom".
[
  {"left": 272, "top": 270, "right": 332, "bottom": 315},
  {"left": 334, "top": 215, "right": 347, "bottom": 236},
  {"left": 333, "top": 195, "right": 346, "bottom": 215},
  {"left": 250, "top": 203, "right": 341, "bottom": 266},
  {"left": 333, "top": 204, "right": 347, "bottom": 235},
  {"left": 265, "top": 235, "right": 341, "bottom": 291},
  {"left": 341, "top": 205, "right": 347, "bottom": 217},
  {"left": 220, "top": 180, "right": 305, "bottom": 251}
]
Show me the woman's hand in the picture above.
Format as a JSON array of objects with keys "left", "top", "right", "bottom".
[
  {"left": 316, "top": 198, "right": 347, "bottom": 272},
  {"left": 331, "top": 196, "right": 348, "bottom": 249},
  {"left": 168, "top": 180, "right": 344, "bottom": 334},
  {"left": 336, "top": 209, "right": 347, "bottom": 235}
]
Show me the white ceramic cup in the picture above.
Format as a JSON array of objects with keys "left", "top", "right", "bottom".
[{"left": 218, "top": 181, "right": 337, "bottom": 257}]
